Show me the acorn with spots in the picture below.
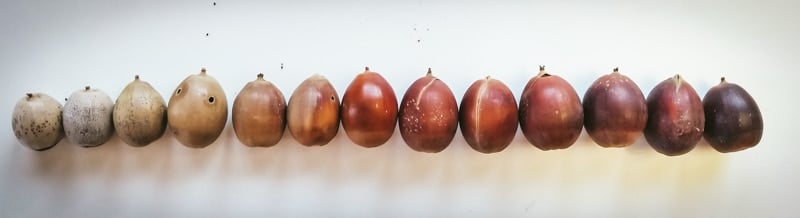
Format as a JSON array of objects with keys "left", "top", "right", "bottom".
[
  {"left": 63, "top": 86, "right": 115, "bottom": 147},
  {"left": 399, "top": 68, "right": 458, "bottom": 153},
  {"left": 644, "top": 74, "right": 705, "bottom": 156},
  {"left": 459, "top": 75, "right": 518, "bottom": 154},
  {"left": 168, "top": 68, "right": 228, "bottom": 148},
  {"left": 11, "top": 93, "right": 64, "bottom": 151},
  {"left": 113, "top": 75, "right": 167, "bottom": 147},
  {"left": 703, "top": 77, "right": 763, "bottom": 153}
]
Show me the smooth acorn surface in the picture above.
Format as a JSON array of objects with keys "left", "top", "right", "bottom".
[
  {"left": 519, "top": 66, "right": 583, "bottom": 150},
  {"left": 232, "top": 73, "right": 286, "bottom": 147},
  {"left": 168, "top": 68, "right": 228, "bottom": 148},
  {"left": 703, "top": 77, "right": 763, "bottom": 153},
  {"left": 644, "top": 74, "right": 705, "bottom": 156},
  {"left": 341, "top": 67, "right": 398, "bottom": 148},
  {"left": 63, "top": 86, "right": 115, "bottom": 147},
  {"left": 399, "top": 68, "right": 458, "bottom": 153},
  {"left": 12, "top": 93, "right": 64, "bottom": 151},
  {"left": 287, "top": 74, "right": 340, "bottom": 146},
  {"left": 459, "top": 76, "right": 518, "bottom": 154},
  {"left": 582, "top": 68, "right": 648, "bottom": 147},
  {"left": 113, "top": 75, "right": 167, "bottom": 147}
]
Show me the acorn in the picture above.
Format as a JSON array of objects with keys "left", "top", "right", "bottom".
[
  {"left": 644, "top": 74, "right": 705, "bottom": 156},
  {"left": 398, "top": 68, "right": 458, "bottom": 153},
  {"left": 519, "top": 66, "right": 583, "bottom": 150},
  {"left": 287, "top": 74, "right": 340, "bottom": 146},
  {"left": 341, "top": 67, "right": 398, "bottom": 148},
  {"left": 113, "top": 75, "right": 167, "bottom": 147},
  {"left": 582, "top": 68, "right": 648, "bottom": 147},
  {"left": 63, "top": 86, "right": 115, "bottom": 147},
  {"left": 459, "top": 76, "right": 518, "bottom": 154},
  {"left": 703, "top": 77, "right": 763, "bottom": 153},
  {"left": 11, "top": 93, "right": 64, "bottom": 151},
  {"left": 168, "top": 68, "right": 228, "bottom": 148},
  {"left": 232, "top": 73, "right": 286, "bottom": 147}
]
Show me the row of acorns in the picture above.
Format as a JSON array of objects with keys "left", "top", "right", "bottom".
[{"left": 12, "top": 66, "right": 763, "bottom": 156}]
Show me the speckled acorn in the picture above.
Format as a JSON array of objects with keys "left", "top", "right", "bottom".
[
  {"left": 63, "top": 86, "right": 115, "bottom": 147},
  {"left": 583, "top": 68, "right": 648, "bottom": 148},
  {"left": 703, "top": 77, "right": 763, "bottom": 153},
  {"left": 341, "top": 67, "right": 398, "bottom": 148},
  {"left": 644, "top": 74, "right": 705, "bottom": 156},
  {"left": 519, "top": 66, "right": 583, "bottom": 151},
  {"left": 399, "top": 68, "right": 458, "bottom": 153},
  {"left": 11, "top": 93, "right": 64, "bottom": 151},
  {"left": 459, "top": 76, "right": 518, "bottom": 154},
  {"left": 232, "top": 73, "right": 286, "bottom": 147},
  {"left": 113, "top": 75, "right": 167, "bottom": 147},
  {"left": 168, "top": 68, "right": 228, "bottom": 148},
  {"left": 287, "top": 74, "right": 340, "bottom": 146}
]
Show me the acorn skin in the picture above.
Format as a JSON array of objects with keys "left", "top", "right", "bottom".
[
  {"left": 63, "top": 86, "right": 115, "bottom": 147},
  {"left": 582, "top": 68, "right": 648, "bottom": 148},
  {"left": 113, "top": 75, "right": 167, "bottom": 147},
  {"left": 168, "top": 68, "right": 228, "bottom": 148},
  {"left": 459, "top": 76, "right": 518, "bottom": 154},
  {"left": 11, "top": 93, "right": 64, "bottom": 151},
  {"left": 703, "top": 77, "right": 763, "bottom": 153},
  {"left": 287, "top": 74, "right": 340, "bottom": 146},
  {"left": 519, "top": 66, "right": 583, "bottom": 151},
  {"left": 232, "top": 73, "right": 287, "bottom": 147},
  {"left": 341, "top": 67, "right": 398, "bottom": 148},
  {"left": 644, "top": 75, "right": 705, "bottom": 156},
  {"left": 399, "top": 68, "right": 459, "bottom": 153}
]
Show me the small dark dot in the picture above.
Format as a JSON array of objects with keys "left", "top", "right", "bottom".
[
  {"left": 213, "top": 2, "right": 216, "bottom": 6},
  {"left": 330, "top": 96, "right": 335, "bottom": 101},
  {"left": 280, "top": 63, "right": 284, "bottom": 70},
  {"left": 208, "top": 96, "right": 215, "bottom": 103},
  {"left": 417, "top": 39, "right": 421, "bottom": 43},
  {"left": 205, "top": 33, "right": 209, "bottom": 36},
  {"left": 176, "top": 88, "right": 182, "bottom": 95}
]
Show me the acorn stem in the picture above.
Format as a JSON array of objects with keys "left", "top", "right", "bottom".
[
  {"left": 364, "top": 66, "right": 370, "bottom": 72},
  {"left": 613, "top": 67, "right": 619, "bottom": 73},
  {"left": 200, "top": 68, "right": 207, "bottom": 75},
  {"left": 85, "top": 86, "right": 91, "bottom": 91},
  {"left": 720, "top": 77, "right": 727, "bottom": 83},
  {"left": 135, "top": 75, "right": 140, "bottom": 80},
  {"left": 257, "top": 73, "right": 264, "bottom": 80},
  {"left": 539, "top": 65, "right": 545, "bottom": 71},
  {"left": 426, "top": 68, "right": 433, "bottom": 76},
  {"left": 26, "top": 93, "right": 33, "bottom": 98}
]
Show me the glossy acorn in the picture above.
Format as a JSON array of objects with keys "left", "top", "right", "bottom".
[
  {"left": 582, "top": 68, "right": 648, "bottom": 147},
  {"left": 459, "top": 76, "right": 518, "bottom": 154},
  {"left": 168, "top": 68, "right": 228, "bottom": 148},
  {"left": 703, "top": 77, "right": 763, "bottom": 153},
  {"left": 341, "top": 67, "right": 398, "bottom": 148},
  {"left": 399, "top": 68, "right": 459, "bottom": 153},
  {"left": 232, "top": 73, "right": 286, "bottom": 147},
  {"left": 519, "top": 66, "right": 583, "bottom": 150},
  {"left": 644, "top": 74, "right": 705, "bottom": 156},
  {"left": 287, "top": 74, "right": 340, "bottom": 146}
]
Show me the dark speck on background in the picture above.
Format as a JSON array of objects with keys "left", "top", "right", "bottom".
[
  {"left": 213, "top": 2, "right": 216, "bottom": 6},
  {"left": 205, "top": 33, "right": 209, "bottom": 37},
  {"left": 280, "top": 63, "right": 284, "bottom": 70}
]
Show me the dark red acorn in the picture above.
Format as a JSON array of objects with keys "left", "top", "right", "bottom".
[
  {"left": 341, "top": 67, "right": 398, "bottom": 147},
  {"left": 459, "top": 76, "right": 518, "bottom": 154},
  {"left": 644, "top": 74, "right": 705, "bottom": 156},
  {"left": 583, "top": 68, "right": 648, "bottom": 147},
  {"left": 399, "top": 68, "right": 459, "bottom": 153},
  {"left": 703, "top": 77, "right": 763, "bottom": 153},
  {"left": 519, "top": 66, "right": 583, "bottom": 150}
]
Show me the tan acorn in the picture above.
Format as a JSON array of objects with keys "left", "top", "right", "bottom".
[
  {"left": 232, "top": 73, "right": 287, "bottom": 147},
  {"left": 113, "top": 75, "right": 167, "bottom": 147},
  {"left": 168, "top": 68, "right": 228, "bottom": 148}
]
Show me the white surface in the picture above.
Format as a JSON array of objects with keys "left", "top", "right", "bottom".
[{"left": 1, "top": 0, "right": 799, "bottom": 217}]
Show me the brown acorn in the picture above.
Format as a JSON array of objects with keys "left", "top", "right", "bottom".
[
  {"left": 519, "top": 66, "right": 583, "bottom": 150},
  {"left": 644, "top": 74, "right": 704, "bottom": 156},
  {"left": 341, "top": 67, "right": 398, "bottom": 147},
  {"left": 168, "top": 68, "right": 228, "bottom": 148},
  {"left": 703, "top": 77, "right": 763, "bottom": 153},
  {"left": 12, "top": 93, "right": 64, "bottom": 151},
  {"left": 287, "top": 74, "right": 340, "bottom": 146},
  {"left": 459, "top": 76, "right": 518, "bottom": 154},
  {"left": 399, "top": 68, "right": 459, "bottom": 153},
  {"left": 582, "top": 68, "right": 648, "bottom": 147},
  {"left": 232, "top": 73, "right": 286, "bottom": 147},
  {"left": 113, "top": 75, "right": 168, "bottom": 147}
]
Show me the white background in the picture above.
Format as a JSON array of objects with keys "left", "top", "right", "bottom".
[{"left": 1, "top": 0, "right": 799, "bottom": 217}]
